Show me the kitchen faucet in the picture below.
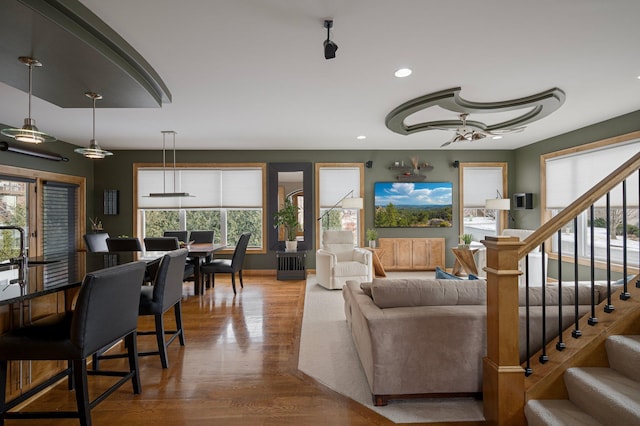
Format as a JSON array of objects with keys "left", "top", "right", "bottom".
[{"left": 0, "top": 225, "right": 27, "bottom": 287}]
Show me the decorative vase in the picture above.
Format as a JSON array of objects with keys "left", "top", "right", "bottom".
[
  {"left": 285, "top": 240, "right": 297, "bottom": 252},
  {"left": 368, "top": 240, "right": 376, "bottom": 249}
]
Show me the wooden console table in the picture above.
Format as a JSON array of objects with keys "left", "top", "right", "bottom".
[
  {"left": 377, "top": 238, "right": 445, "bottom": 271},
  {"left": 451, "top": 248, "right": 479, "bottom": 276}
]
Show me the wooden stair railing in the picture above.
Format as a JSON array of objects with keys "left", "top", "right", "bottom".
[{"left": 482, "top": 151, "right": 640, "bottom": 426}]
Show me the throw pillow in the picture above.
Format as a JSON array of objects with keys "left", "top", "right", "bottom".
[
  {"left": 360, "top": 282, "right": 373, "bottom": 298},
  {"left": 435, "top": 266, "right": 461, "bottom": 280},
  {"left": 468, "top": 274, "right": 479, "bottom": 280}
]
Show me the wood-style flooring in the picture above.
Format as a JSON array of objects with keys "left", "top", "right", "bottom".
[{"left": 6, "top": 275, "right": 482, "bottom": 426}]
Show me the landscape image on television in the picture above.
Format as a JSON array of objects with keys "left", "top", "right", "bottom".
[{"left": 374, "top": 181, "right": 453, "bottom": 228}]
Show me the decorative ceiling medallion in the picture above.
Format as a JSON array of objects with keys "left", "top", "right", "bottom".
[{"left": 385, "top": 86, "right": 566, "bottom": 136}]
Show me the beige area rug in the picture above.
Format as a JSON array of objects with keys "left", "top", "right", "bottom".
[{"left": 298, "top": 273, "right": 485, "bottom": 424}]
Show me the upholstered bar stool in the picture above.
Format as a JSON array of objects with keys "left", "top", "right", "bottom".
[{"left": 0, "top": 261, "right": 146, "bottom": 426}]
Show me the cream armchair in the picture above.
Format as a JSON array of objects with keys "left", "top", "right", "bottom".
[{"left": 316, "top": 230, "right": 373, "bottom": 290}]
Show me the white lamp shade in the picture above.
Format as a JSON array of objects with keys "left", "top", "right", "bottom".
[
  {"left": 485, "top": 198, "right": 511, "bottom": 210},
  {"left": 342, "top": 197, "right": 364, "bottom": 209}
]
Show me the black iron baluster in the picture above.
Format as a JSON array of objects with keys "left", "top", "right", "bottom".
[
  {"left": 572, "top": 216, "right": 582, "bottom": 338},
  {"left": 604, "top": 192, "right": 615, "bottom": 313},
  {"left": 556, "top": 229, "right": 565, "bottom": 351},
  {"left": 539, "top": 239, "right": 549, "bottom": 363},
  {"left": 588, "top": 204, "right": 598, "bottom": 326},
  {"left": 620, "top": 179, "right": 630, "bottom": 300}
]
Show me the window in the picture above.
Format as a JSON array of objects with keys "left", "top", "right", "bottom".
[
  {"left": 543, "top": 137, "right": 640, "bottom": 266},
  {"left": 136, "top": 165, "right": 265, "bottom": 249},
  {"left": 315, "top": 164, "right": 364, "bottom": 247},
  {"left": 459, "top": 163, "right": 508, "bottom": 241}
]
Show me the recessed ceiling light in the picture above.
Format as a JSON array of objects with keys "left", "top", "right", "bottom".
[
  {"left": 357, "top": 135, "right": 367, "bottom": 140},
  {"left": 394, "top": 68, "right": 412, "bottom": 78},
  {"left": 492, "top": 135, "right": 503, "bottom": 140}
]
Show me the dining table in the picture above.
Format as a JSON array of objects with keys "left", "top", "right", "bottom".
[{"left": 182, "top": 243, "right": 226, "bottom": 295}]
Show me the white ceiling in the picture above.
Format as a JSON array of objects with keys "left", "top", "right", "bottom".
[{"left": 1, "top": 0, "right": 640, "bottom": 151}]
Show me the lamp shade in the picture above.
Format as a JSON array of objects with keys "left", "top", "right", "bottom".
[
  {"left": 341, "top": 197, "right": 363, "bottom": 209},
  {"left": 485, "top": 198, "right": 511, "bottom": 210}
]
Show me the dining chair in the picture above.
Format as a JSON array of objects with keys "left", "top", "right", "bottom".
[
  {"left": 137, "top": 248, "right": 189, "bottom": 368},
  {"left": 201, "top": 232, "right": 251, "bottom": 294},
  {"left": 83, "top": 232, "right": 110, "bottom": 252},
  {"left": 0, "top": 261, "right": 146, "bottom": 426},
  {"left": 106, "top": 237, "right": 142, "bottom": 252},
  {"left": 189, "top": 230, "right": 214, "bottom": 244},
  {"left": 144, "top": 237, "right": 180, "bottom": 251},
  {"left": 163, "top": 230, "right": 188, "bottom": 243}
]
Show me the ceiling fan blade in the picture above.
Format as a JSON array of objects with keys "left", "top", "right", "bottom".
[
  {"left": 487, "top": 126, "right": 526, "bottom": 135},
  {"left": 440, "top": 138, "right": 454, "bottom": 148}
]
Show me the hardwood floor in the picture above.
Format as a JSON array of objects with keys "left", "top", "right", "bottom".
[{"left": 7, "top": 275, "right": 483, "bottom": 426}]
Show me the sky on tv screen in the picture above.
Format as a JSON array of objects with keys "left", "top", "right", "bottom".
[{"left": 374, "top": 182, "right": 452, "bottom": 207}]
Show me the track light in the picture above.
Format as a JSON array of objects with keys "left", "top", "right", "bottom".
[{"left": 323, "top": 20, "right": 338, "bottom": 59}]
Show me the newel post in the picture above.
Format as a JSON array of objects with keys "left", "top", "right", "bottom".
[{"left": 482, "top": 235, "right": 525, "bottom": 425}]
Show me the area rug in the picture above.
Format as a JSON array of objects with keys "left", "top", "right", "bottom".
[{"left": 298, "top": 274, "right": 485, "bottom": 424}]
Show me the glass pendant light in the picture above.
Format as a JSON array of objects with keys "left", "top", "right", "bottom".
[
  {"left": 1, "top": 57, "right": 56, "bottom": 144},
  {"left": 74, "top": 92, "right": 113, "bottom": 159},
  {"left": 147, "top": 131, "right": 192, "bottom": 197}
]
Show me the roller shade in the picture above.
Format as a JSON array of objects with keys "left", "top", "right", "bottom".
[
  {"left": 463, "top": 167, "right": 504, "bottom": 208},
  {"left": 138, "top": 167, "right": 262, "bottom": 209},
  {"left": 319, "top": 167, "right": 361, "bottom": 207},
  {"left": 546, "top": 140, "right": 640, "bottom": 208}
]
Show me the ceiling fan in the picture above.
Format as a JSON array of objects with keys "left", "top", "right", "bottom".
[{"left": 432, "top": 113, "right": 525, "bottom": 148}]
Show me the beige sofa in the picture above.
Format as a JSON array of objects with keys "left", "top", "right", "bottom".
[{"left": 343, "top": 277, "right": 606, "bottom": 406}]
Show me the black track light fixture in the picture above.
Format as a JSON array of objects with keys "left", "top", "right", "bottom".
[{"left": 323, "top": 20, "right": 338, "bottom": 60}]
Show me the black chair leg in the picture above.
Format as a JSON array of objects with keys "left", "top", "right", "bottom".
[
  {"left": 211, "top": 272, "right": 215, "bottom": 288},
  {"left": 155, "top": 314, "right": 169, "bottom": 368},
  {"left": 239, "top": 269, "right": 244, "bottom": 288},
  {"left": 72, "top": 359, "right": 91, "bottom": 426},
  {"left": 0, "top": 360, "right": 7, "bottom": 426},
  {"left": 175, "top": 302, "right": 185, "bottom": 346},
  {"left": 125, "top": 332, "right": 142, "bottom": 394},
  {"left": 230, "top": 273, "right": 237, "bottom": 294}
]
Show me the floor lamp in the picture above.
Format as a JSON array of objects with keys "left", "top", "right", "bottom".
[
  {"left": 317, "top": 189, "right": 364, "bottom": 224},
  {"left": 485, "top": 197, "right": 511, "bottom": 234}
]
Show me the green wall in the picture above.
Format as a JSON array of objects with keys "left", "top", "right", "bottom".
[{"left": 3, "top": 109, "right": 640, "bottom": 272}]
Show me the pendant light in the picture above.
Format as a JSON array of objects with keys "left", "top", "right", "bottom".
[
  {"left": 74, "top": 92, "right": 113, "bottom": 159},
  {"left": 1, "top": 57, "right": 56, "bottom": 144},
  {"left": 147, "top": 131, "right": 192, "bottom": 197}
]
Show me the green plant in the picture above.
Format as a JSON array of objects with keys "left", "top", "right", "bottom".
[
  {"left": 460, "top": 233, "right": 473, "bottom": 245},
  {"left": 273, "top": 198, "right": 300, "bottom": 241},
  {"left": 366, "top": 228, "right": 378, "bottom": 241}
]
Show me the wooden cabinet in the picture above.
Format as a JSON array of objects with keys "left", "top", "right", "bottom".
[{"left": 378, "top": 238, "right": 445, "bottom": 271}]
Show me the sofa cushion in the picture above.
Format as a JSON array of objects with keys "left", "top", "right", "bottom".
[
  {"left": 519, "top": 283, "right": 600, "bottom": 306},
  {"left": 370, "top": 278, "right": 487, "bottom": 308},
  {"left": 360, "top": 281, "right": 372, "bottom": 298}
]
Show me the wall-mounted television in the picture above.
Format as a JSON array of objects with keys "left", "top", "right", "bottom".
[{"left": 374, "top": 181, "right": 453, "bottom": 228}]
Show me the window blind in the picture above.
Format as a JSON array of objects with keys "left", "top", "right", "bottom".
[
  {"left": 463, "top": 167, "right": 504, "bottom": 208},
  {"left": 137, "top": 167, "right": 262, "bottom": 208},
  {"left": 42, "top": 181, "right": 78, "bottom": 288},
  {"left": 546, "top": 140, "right": 640, "bottom": 208},
  {"left": 318, "top": 167, "right": 361, "bottom": 207}
]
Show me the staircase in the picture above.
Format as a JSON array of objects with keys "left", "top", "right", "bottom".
[{"left": 525, "top": 335, "right": 640, "bottom": 425}]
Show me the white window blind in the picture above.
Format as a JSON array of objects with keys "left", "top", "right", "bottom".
[
  {"left": 463, "top": 167, "right": 504, "bottom": 208},
  {"left": 319, "top": 167, "right": 361, "bottom": 207},
  {"left": 546, "top": 140, "right": 640, "bottom": 208},
  {"left": 137, "top": 167, "right": 262, "bottom": 208}
]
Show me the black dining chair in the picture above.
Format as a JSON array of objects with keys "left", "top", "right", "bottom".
[
  {"left": 144, "top": 237, "right": 180, "bottom": 251},
  {"left": 106, "top": 237, "right": 142, "bottom": 252},
  {"left": 0, "top": 261, "right": 146, "bottom": 426},
  {"left": 201, "top": 232, "right": 251, "bottom": 295},
  {"left": 139, "top": 248, "right": 189, "bottom": 368},
  {"left": 163, "top": 230, "right": 188, "bottom": 243},
  {"left": 83, "top": 232, "right": 110, "bottom": 252},
  {"left": 189, "top": 230, "right": 214, "bottom": 244}
]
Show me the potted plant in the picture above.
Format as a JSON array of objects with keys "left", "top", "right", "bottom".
[
  {"left": 273, "top": 197, "right": 300, "bottom": 252},
  {"left": 366, "top": 228, "right": 378, "bottom": 248},
  {"left": 459, "top": 233, "right": 473, "bottom": 249}
]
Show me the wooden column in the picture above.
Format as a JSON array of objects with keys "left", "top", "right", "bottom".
[{"left": 482, "top": 235, "right": 525, "bottom": 425}]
